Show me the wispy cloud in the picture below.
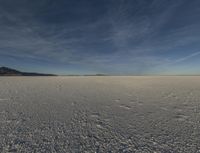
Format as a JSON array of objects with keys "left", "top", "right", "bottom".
[
  {"left": 0, "top": 0, "right": 200, "bottom": 74},
  {"left": 170, "top": 51, "right": 200, "bottom": 64}
]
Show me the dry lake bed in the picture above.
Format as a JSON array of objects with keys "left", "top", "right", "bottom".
[{"left": 0, "top": 76, "right": 200, "bottom": 153}]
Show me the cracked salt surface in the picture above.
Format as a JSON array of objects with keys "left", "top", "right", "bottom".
[{"left": 0, "top": 76, "right": 200, "bottom": 152}]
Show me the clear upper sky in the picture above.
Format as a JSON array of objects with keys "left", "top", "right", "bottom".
[{"left": 0, "top": 0, "right": 200, "bottom": 75}]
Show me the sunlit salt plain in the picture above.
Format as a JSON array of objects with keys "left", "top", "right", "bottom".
[{"left": 0, "top": 76, "right": 199, "bottom": 152}]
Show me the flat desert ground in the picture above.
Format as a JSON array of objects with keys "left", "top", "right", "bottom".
[{"left": 0, "top": 76, "right": 199, "bottom": 153}]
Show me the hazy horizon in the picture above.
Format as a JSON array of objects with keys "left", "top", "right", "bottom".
[{"left": 0, "top": 0, "right": 200, "bottom": 75}]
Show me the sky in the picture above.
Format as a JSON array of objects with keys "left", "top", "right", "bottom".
[{"left": 0, "top": 0, "right": 200, "bottom": 75}]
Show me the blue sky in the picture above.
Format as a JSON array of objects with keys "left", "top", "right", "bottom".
[{"left": 0, "top": 0, "right": 200, "bottom": 75}]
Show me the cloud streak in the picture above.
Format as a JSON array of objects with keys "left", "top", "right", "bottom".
[{"left": 171, "top": 51, "right": 200, "bottom": 64}]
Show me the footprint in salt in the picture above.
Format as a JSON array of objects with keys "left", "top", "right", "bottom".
[
  {"left": 119, "top": 104, "right": 131, "bottom": 110},
  {"left": 114, "top": 99, "right": 120, "bottom": 103},
  {"left": 96, "top": 124, "right": 104, "bottom": 129},
  {"left": 174, "top": 113, "right": 189, "bottom": 121},
  {"left": 137, "top": 101, "right": 143, "bottom": 106},
  {"left": 0, "top": 98, "right": 9, "bottom": 101},
  {"left": 160, "top": 107, "right": 168, "bottom": 111},
  {"left": 90, "top": 113, "right": 100, "bottom": 118}
]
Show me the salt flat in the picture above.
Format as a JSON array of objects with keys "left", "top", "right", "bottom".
[{"left": 0, "top": 76, "right": 199, "bottom": 153}]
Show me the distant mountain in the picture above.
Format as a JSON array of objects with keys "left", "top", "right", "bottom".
[{"left": 0, "top": 67, "right": 56, "bottom": 76}]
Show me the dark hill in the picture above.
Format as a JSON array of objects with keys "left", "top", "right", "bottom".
[{"left": 0, "top": 67, "right": 56, "bottom": 76}]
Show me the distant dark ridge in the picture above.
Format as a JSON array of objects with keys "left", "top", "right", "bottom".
[
  {"left": 0, "top": 67, "right": 56, "bottom": 76},
  {"left": 83, "top": 74, "right": 107, "bottom": 76}
]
